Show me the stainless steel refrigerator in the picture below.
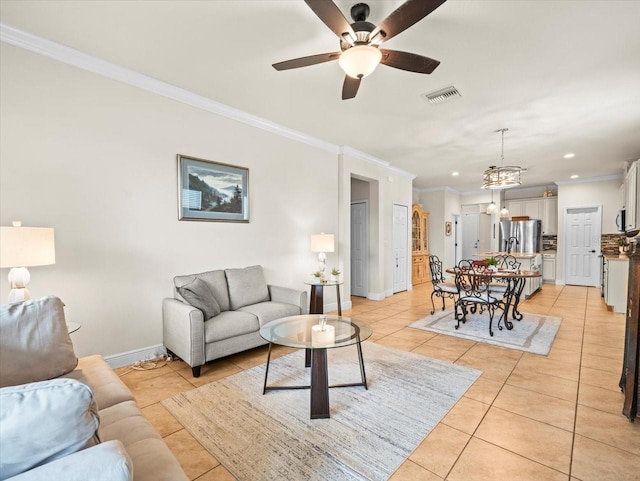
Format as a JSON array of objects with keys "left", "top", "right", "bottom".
[{"left": 499, "top": 219, "right": 542, "bottom": 253}]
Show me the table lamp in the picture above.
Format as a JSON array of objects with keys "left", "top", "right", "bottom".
[
  {"left": 0, "top": 221, "right": 56, "bottom": 303},
  {"left": 310, "top": 233, "right": 334, "bottom": 275}
]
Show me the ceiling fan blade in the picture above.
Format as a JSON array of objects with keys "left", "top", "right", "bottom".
[
  {"left": 342, "top": 75, "right": 361, "bottom": 100},
  {"left": 380, "top": 49, "right": 440, "bottom": 74},
  {"left": 272, "top": 51, "right": 341, "bottom": 71},
  {"left": 304, "top": 0, "right": 356, "bottom": 41},
  {"left": 372, "top": 0, "right": 447, "bottom": 42}
]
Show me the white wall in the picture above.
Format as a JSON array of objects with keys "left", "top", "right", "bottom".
[
  {"left": 556, "top": 178, "right": 623, "bottom": 283},
  {"left": 0, "top": 44, "right": 340, "bottom": 358}
]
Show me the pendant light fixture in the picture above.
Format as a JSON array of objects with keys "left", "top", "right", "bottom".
[
  {"left": 482, "top": 128, "right": 525, "bottom": 189},
  {"left": 486, "top": 189, "right": 498, "bottom": 214}
]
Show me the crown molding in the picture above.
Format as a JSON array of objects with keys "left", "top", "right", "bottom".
[
  {"left": 554, "top": 173, "right": 623, "bottom": 185},
  {"left": 415, "top": 186, "right": 461, "bottom": 195},
  {"left": 0, "top": 22, "right": 338, "bottom": 155},
  {"left": 340, "top": 146, "right": 416, "bottom": 179}
]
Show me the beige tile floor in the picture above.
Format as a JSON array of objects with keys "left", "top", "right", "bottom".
[{"left": 118, "top": 283, "right": 640, "bottom": 480}]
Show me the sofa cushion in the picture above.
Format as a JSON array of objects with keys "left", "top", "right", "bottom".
[
  {"left": 225, "top": 265, "right": 270, "bottom": 310},
  {"left": 174, "top": 269, "right": 229, "bottom": 312},
  {"left": 0, "top": 378, "right": 100, "bottom": 480},
  {"left": 9, "top": 440, "right": 133, "bottom": 481},
  {"left": 239, "top": 301, "right": 302, "bottom": 327},
  {"left": 63, "top": 355, "right": 134, "bottom": 410},
  {"left": 204, "top": 310, "right": 260, "bottom": 343},
  {"left": 176, "top": 278, "right": 221, "bottom": 319},
  {"left": 0, "top": 296, "right": 77, "bottom": 388}
]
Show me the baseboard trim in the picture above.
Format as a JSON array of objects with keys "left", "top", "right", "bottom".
[
  {"left": 324, "top": 300, "right": 353, "bottom": 313},
  {"left": 367, "top": 292, "right": 386, "bottom": 301},
  {"left": 104, "top": 344, "right": 166, "bottom": 369}
]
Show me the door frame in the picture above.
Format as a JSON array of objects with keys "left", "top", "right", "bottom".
[
  {"left": 562, "top": 204, "right": 602, "bottom": 287},
  {"left": 452, "top": 214, "right": 461, "bottom": 266},
  {"left": 392, "top": 203, "right": 409, "bottom": 293}
]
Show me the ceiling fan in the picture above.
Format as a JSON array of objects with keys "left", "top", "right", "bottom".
[{"left": 272, "top": 0, "right": 446, "bottom": 100}]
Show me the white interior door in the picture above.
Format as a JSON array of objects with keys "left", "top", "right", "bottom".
[
  {"left": 351, "top": 201, "right": 368, "bottom": 297},
  {"left": 461, "top": 214, "right": 479, "bottom": 261},
  {"left": 478, "top": 214, "right": 492, "bottom": 254},
  {"left": 564, "top": 206, "right": 601, "bottom": 286},
  {"left": 453, "top": 214, "right": 461, "bottom": 266},
  {"left": 392, "top": 204, "right": 408, "bottom": 293}
]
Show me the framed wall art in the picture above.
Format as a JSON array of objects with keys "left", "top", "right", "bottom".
[
  {"left": 445, "top": 221, "right": 452, "bottom": 236},
  {"left": 177, "top": 154, "right": 249, "bottom": 222}
]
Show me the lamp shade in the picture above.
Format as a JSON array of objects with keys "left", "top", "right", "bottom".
[
  {"left": 338, "top": 45, "right": 382, "bottom": 79},
  {"left": 310, "top": 234, "right": 335, "bottom": 253},
  {"left": 0, "top": 225, "right": 55, "bottom": 268}
]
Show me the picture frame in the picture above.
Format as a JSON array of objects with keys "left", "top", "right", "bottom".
[
  {"left": 445, "top": 221, "right": 452, "bottom": 236},
  {"left": 177, "top": 154, "right": 249, "bottom": 222}
]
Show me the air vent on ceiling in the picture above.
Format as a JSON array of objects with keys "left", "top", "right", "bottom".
[{"left": 423, "top": 85, "right": 462, "bottom": 104}]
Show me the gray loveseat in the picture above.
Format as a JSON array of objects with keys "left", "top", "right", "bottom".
[
  {"left": 0, "top": 296, "right": 187, "bottom": 481},
  {"left": 162, "top": 265, "right": 307, "bottom": 377}
]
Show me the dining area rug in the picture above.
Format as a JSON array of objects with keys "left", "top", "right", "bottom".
[
  {"left": 162, "top": 342, "right": 481, "bottom": 481},
  {"left": 410, "top": 307, "right": 562, "bottom": 355}
]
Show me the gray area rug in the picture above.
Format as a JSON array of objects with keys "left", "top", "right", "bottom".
[
  {"left": 410, "top": 307, "right": 562, "bottom": 355},
  {"left": 162, "top": 342, "right": 480, "bottom": 481}
]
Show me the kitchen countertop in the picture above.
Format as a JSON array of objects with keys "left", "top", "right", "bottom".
[
  {"left": 477, "top": 252, "right": 541, "bottom": 259},
  {"left": 604, "top": 253, "right": 630, "bottom": 261}
]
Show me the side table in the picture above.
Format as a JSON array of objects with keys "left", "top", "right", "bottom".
[{"left": 304, "top": 280, "right": 342, "bottom": 316}]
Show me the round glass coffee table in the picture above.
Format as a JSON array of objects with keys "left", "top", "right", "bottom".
[{"left": 259, "top": 314, "right": 372, "bottom": 419}]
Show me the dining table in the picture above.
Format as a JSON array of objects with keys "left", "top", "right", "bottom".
[{"left": 446, "top": 266, "right": 542, "bottom": 332}]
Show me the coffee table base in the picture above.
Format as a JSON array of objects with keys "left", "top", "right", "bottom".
[{"left": 262, "top": 341, "right": 368, "bottom": 419}]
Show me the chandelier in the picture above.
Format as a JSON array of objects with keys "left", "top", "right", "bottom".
[{"left": 482, "top": 128, "right": 525, "bottom": 190}]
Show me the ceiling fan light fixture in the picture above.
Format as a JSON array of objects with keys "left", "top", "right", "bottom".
[{"left": 338, "top": 45, "right": 382, "bottom": 79}]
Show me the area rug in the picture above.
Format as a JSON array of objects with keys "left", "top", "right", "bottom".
[
  {"left": 410, "top": 307, "right": 562, "bottom": 355},
  {"left": 162, "top": 342, "right": 480, "bottom": 481}
]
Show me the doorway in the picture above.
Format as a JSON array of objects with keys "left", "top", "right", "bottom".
[
  {"left": 460, "top": 213, "right": 491, "bottom": 260},
  {"left": 564, "top": 206, "right": 602, "bottom": 286},
  {"left": 351, "top": 201, "right": 368, "bottom": 297},
  {"left": 392, "top": 204, "right": 408, "bottom": 293}
]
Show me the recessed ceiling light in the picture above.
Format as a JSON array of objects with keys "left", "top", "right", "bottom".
[
  {"left": 570, "top": 174, "right": 579, "bottom": 179},
  {"left": 452, "top": 171, "right": 459, "bottom": 176},
  {"left": 564, "top": 153, "right": 575, "bottom": 159}
]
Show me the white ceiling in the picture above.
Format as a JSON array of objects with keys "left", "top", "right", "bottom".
[{"left": 2, "top": 0, "right": 639, "bottom": 192}]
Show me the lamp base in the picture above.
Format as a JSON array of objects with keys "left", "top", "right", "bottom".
[
  {"left": 8, "top": 267, "right": 31, "bottom": 303},
  {"left": 317, "top": 252, "right": 327, "bottom": 274}
]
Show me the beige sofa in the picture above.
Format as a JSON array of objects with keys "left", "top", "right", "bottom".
[
  {"left": 0, "top": 296, "right": 187, "bottom": 481},
  {"left": 163, "top": 265, "right": 307, "bottom": 377}
]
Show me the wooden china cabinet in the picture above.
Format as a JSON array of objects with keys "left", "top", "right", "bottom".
[
  {"left": 620, "top": 241, "right": 640, "bottom": 421},
  {"left": 411, "top": 204, "right": 430, "bottom": 285}
]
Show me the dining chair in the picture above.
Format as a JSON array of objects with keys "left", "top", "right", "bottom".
[
  {"left": 454, "top": 259, "right": 500, "bottom": 336},
  {"left": 428, "top": 255, "right": 459, "bottom": 315},
  {"left": 489, "top": 255, "right": 522, "bottom": 297}
]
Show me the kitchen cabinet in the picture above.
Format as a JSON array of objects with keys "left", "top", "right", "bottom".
[
  {"left": 411, "top": 204, "right": 429, "bottom": 285},
  {"left": 506, "top": 197, "right": 557, "bottom": 235},
  {"left": 625, "top": 160, "right": 639, "bottom": 232},
  {"left": 506, "top": 199, "right": 541, "bottom": 219},
  {"left": 604, "top": 256, "right": 629, "bottom": 313},
  {"left": 520, "top": 256, "right": 542, "bottom": 297},
  {"left": 542, "top": 253, "right": 556, "bottom": 282},
  {"left": 541, "top": 197, "right": 558, "bottom": 235}
]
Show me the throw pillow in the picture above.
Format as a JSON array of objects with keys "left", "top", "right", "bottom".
[
  {"left": 0, "top": 296, "right": 78, "bottom": 388},
  {"left": 225, "top": 265, "right": 270, "bottom": 310},
  {"left": 177, "top": 278, "right": 221, "bottom": 319},
  {"left": 0, "top": 378, "right": 101, "bottom": 480}
]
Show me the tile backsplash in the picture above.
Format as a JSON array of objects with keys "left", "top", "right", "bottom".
[
  {"left": 543, "top": 235, "right": 557, "bottom": 251},
  {"left": 601, "top": 233, "right": 627, "bottom": 255}
]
